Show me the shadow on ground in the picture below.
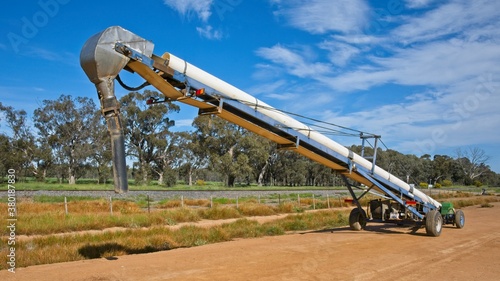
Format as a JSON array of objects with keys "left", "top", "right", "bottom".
[
  {"left": 78, "top": 242, "right": 172, "bottom": 259},
  {"left": 310, "top": 224, "right": 429, "bottom": 236},
  {"left": 312, "top": 223, "right": 463, "bottom": 237}
]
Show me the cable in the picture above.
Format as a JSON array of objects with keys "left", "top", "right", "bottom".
[
  {"left": 379, "top": 138, "right": 390, "bottom": 150},
  {"left": 116, "top": 74, "right": 150, "bottom": 91},
  {"left": 227, "top": 97, "right": 378, "bottom": 138}
]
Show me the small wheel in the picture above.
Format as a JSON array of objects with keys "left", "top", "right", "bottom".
[
  {"left": 349, "top": 208, "right": 367, "bottom": 231},
  {"left": 454, "top": 209, "right": 465, "bottom": 229},
  {"left": 425, "top": 210, "right": 443, "bottom": 237}
]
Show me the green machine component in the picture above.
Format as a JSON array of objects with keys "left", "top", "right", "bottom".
[{"left": 440, "top": 202, "right": 455, "bottom": 215}]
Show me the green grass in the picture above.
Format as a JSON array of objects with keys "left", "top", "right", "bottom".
[
  {"left": 0, "top": 180, "right": 349, "bottom": 191},
  {"left": 32, "top": 195, "right": 98, "bottom": 203}
]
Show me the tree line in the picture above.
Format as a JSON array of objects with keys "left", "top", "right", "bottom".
[{"left": 1, "top": 91, "right": 499, "bottom": 187}]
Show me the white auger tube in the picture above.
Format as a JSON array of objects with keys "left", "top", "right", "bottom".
[{"left": 166, "top": 53, "right": 441, "bottom": 208}]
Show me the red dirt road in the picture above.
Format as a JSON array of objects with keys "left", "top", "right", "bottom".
[{"left": 2, "top": 202, "right": 500, "bottom": 281}]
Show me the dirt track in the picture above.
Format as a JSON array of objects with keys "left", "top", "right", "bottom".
[{"left": 2, "top": 202, "right": 500, "bottom": 281}]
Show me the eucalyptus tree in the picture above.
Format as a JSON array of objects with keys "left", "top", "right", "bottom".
[
  {"left": 89, "top": 111, "right": 112, "bottom": 184},
  {"left": 456, "top": 147, "right": 490, "bottom": 185},
  {"left": 193, "top": 115, "right": 248, "bottom": 186},
  {"left": 0, "top": 104, "right": 32, "bottom": 177},
  {"left": 192, "top": 115, "right": 273, "bottom": 186},
  {"left": 0, "top": 103, "right": 38, "bottom": 178},
  {"left": 119, "top": 90, "right": 179, "bottom": 185},
  {"left": 151, "top": 131, "right": 188, "bottom": 187},
  {"left": 33, "top": 95, "right": 96, "bottom": 184},
  {"left": 175, "top": 131, "right": 208, "bottom": 186}
]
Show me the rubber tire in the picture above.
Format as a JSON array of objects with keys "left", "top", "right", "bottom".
[
  {"left": 454, "top": 209, "right": 465, "bottom": 229},
  {"left": 425, "top": 210, "right": 443, "bottom": 237},
  {"left": 349, "top": 208, "right": 367, "bottom": 231}
]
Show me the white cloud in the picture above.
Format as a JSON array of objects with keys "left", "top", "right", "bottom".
[
  {"left": 255, "top": 44, "right": 332, "bottom": 78},
  {"left": 393, "top": 0, "right": 500, "bottom": 45},
  {"left": 262, "top": 1, "right": 500, "bottom": 92},
  {"left": 326, "top": 37, "right": 500, "bottom": 91},
  {"left": 256, "top": 45, "right": 302, "bottom": 66},
  {"left": 19, "top": 47, "right": 79, "bottom": 66},
  {"left": 324, "top": 92, "right": 494, "bottom": 159},
  {"left": 272, "top": 0, "right": 370, "bottom": 34},
  {"left": 405, "top": 0, "right": 436, "bottom": 9},
  {"left": 264, "top": 92, "right": 299, "bottom": 101},
  {"left": 163, "top": 0, "right": 213, "bottom": 22},
  {"left": 332, "top": 34, "right": 382, "bottom": 45},
  {"left": 248, "top": 80, "right": 287, "bottom": 96},
  {"left": 251, "top": 63, "right": 284, "bottom": 81},
  {"left": 26, "top": 47, "right": 59, "bottom": 60},
  {"left": 196, "top": 25, "right": 223, "bottom": 40},
  {"left": 320, "top": 73, "right": 500, "bottom": 155},
  {"left": 319, "top": 40, "right": 360, "bottom": 66},
  {"left": 254, "top": 0, "right": 500, "bottom": 163}
]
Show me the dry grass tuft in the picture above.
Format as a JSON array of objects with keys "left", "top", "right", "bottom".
[
  {"left": 200, "top": 206, "right": 242, "bottom": 220},
  {"left": 184, "top": 199, "right": 211, "bottom": 207},
  {"left": 237, "top": 203, "right": 277, "bottom": 216}
]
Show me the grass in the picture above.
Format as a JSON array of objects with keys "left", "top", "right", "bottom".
[
  {"left": 32, "top": 195, "right": 98, "bottom": 203},
  {"left": 0, "top": 199, "right": 313, "bottom": 236},
  {"left": 3, "top": 178, "right": 496, "bottom": 192},
  {"left": 449, "top": 196, "right": 499, "bottom": 208},
  {"left": 426, "top": 190, "right": 476, "bottom": 199},
  {"left": 0, "top": 209, "right": 349, "bottom": 269},
  {"left": 1, "top": 190, "right": 493, "bottom": 236},
  {"left": 0, "top": 180, "right": 350, "bottom": 191}
]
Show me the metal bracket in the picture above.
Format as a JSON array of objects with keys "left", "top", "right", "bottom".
[
  {"left": 360, "top": 133, "right": 381, "bottom": 174},
  {"left": 115, "top": 42, "right": 154, "bottom": 67},
  {"left": 342, "top": 175, "right": 366, "bottom": 220},
  {"left": 347, "top": 150, "right": 355, "bottom": 174},
  {"left": 277, "top": 135, "right": 299, "bottom": 150},
  {"left": 198, "top": 98, "right": 223, "bottom": 115}
]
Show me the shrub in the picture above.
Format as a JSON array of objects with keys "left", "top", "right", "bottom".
[
  {"left": 419, "top": 182, "right": 428, "bottom": 188},
  {"left": 474, "top": 180, "right": 483, "bottom": 187},
  {"left": 435, "top": 183, "right": 442, "bottom": 188},
  {"left": 442, "top": 179, "right": 453, "bottom": 187},
  {"left": 162, "top": 168, "right": 178, "bottom": 187}
]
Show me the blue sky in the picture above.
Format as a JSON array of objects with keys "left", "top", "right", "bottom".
[{"left": 1, "top": 0, "right": 500, "bottom": 172}]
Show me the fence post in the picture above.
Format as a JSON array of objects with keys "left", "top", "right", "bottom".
[
  {"left": 278, "top": 194, "right": 281, "bottom": 205},
  {"left": 181, "top": 195, "right": 184, "bottom": 208},
  {"left": 313, "top": 194, "right": 315, "bottom": 209},
  {"left": 109, "top": 196, "right": 113, "bottom": 215},
  {"left": 64, "top": 196, "right": 68, "bottom": 215},
  {"left": 147, "top": 195, "right": 150, "bottom": 214},
  {"left": 210, "top": 196, "right": 213, "bottom": 208},
  {"left": 236, "top": 196, "right": 239, "bottom": 209},
  {"left": 327, "top": 194, "right": 330, "bottom": 209},
  {"left": 298, "top": 194, "right": 300, "bottom": 205}
]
